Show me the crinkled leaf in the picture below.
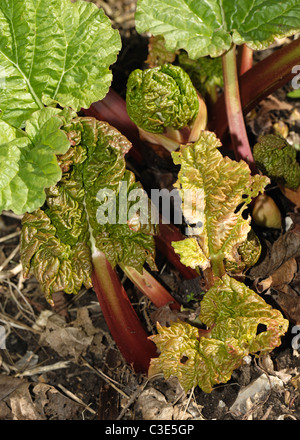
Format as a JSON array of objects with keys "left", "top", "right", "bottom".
[
  {"left": 224, "top": 229, "right": 262, "bottom": 274},
  {"left": 21, "top": 209, "right": 93, "bottom": 302},
  {"left": 253, "top": 134, "right": 300, "bottom": 190},
  {"left": 149, "top": 321, "right": 247, "bottom": 393},
  {"left": 81, "top": 118, "right": 157, "bottom": 272},
  {"left": 149, "top": 275, "right": 288, "bottom": 393},
  {"left": 126, "top": 64, "right": 199, "bottom": 133},
  {"left": 0, "top": 108, "right": 70, "bottom": 214},
  {"left": 171, "top": 131, "right": 269, "bottom": 274},
  {"left": 0, "top": 0, "right": 121, "bottom": 128},
  {"left": 172, "top": 238, "right": 209, "bottom": 271},
  {"left": 200, "top": 275, "right": 288, "bottom": 354},
  {"left": 136, "top": 0, "right": 300, "bottom": 59},
  {"left": 21, "top": 117, "right": 157, "bottom": 299}
]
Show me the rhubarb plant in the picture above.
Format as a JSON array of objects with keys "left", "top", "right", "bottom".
[
  {"left": 20, "top": 116, "right": 161, "bottom": 371},
  {"left": 131, "top": 0, "right": 296, "bottom": 390},
  {"left": 171, "top": 131, "right": 267, "bottom": 278},
  {"left": 149, "top": 274, "right": 288, "bottom": 393},
  {"left": 21, "top": 117, "right": 158, "bottom": 299},
  {"left": 0, "top": 0, "right": 296, "bottom": 388},
  {"left": 0, "top": 0, "right": 180, "bottom": 372},
  {"left": 148, "top": 132, "right": 289, "bottom": 392}
]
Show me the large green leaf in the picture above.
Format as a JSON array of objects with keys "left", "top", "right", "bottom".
[
  {"left": 20, "top": 117, "right": 157, "bottom": 300},
  {"left": 0, "top": 0, "right": 121, "bottom": 127},
  {"left": 0, "top": 108, "right": 70, "bottom": 214},
  {"left": 136, "top": 0, "right": 300, "bottom": 59},
  {"left": 149, "top": 275, "right": 288, "bottom": 393}
]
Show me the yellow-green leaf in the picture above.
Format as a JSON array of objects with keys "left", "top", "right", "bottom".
[
  {"left": 171, "top": 131, "right": 269, "bottom": 275},
  {"left": 149, "top": 275, "right": 288, "bottom": 393}
]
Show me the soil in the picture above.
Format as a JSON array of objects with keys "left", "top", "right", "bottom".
[{"left": 0, "top": 0, "right": 300, "bottom": 422}]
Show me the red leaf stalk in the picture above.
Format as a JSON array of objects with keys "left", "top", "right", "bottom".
[
  {"left": 92, "top": 250, "right": 157, "bottom": 372},
  {"left": 238, "top": 44, "right": 253, "bottom": 76},
  {"left": 221, "top": 44, "right": 256, "bottom": 172},
  {"left": 211, "top": 38, "right": 300, "bottom": 141}
]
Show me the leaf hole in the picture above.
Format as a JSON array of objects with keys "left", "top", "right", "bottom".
[
  {"left": 180, "top": 355, "right": 189, "bottom": 364},
  {"left": 256, "top": 323, "right": 267, "bottom": 335},
  {"left": 234, "top": 202, "right": 244, "bottom": 214}
]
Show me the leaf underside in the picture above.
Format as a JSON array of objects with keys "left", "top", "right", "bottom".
[{"left": 136, "top": 0, "right": 300, "bottom": 59}]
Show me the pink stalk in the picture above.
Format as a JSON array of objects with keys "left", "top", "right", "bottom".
[
  {"left": 211, "top": 38, "right": 300, "bottom": 142},
  {"left": 238, "top": 44, "right": 253, "bottom": 76},
  {"left": 120, "top": 264, "right": 181, "bottom": 310},
  {"left": 221, "top": 44, "right": 257, "bottom": 172}
]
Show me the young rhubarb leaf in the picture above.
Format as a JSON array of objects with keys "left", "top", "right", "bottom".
[
  {"left": 0, "top": 0, "right": 121, "bottom": 128},
  {"left": 224, "top": 229, "right": 262, "bottom": 274},
  {"left": 253, "top": 134, "right": 300, "bottom": 190},
  {"left": 126, "top": 63, "right": 199, "bottom": 134},
  {"left": 0, "top": 108, "right": 70, "bottom": 214},
  {"left": 171, "top": 131, "right": 269, "bottom": 277},
  {"left": 149, "top": 275, "right": 289, "bottom": 393},
  {"left": 135, "top": 0, "right": 300, "bottom": 59},
  {"left": 21, "top": 208, "right": 93, "bottom": 301},
  {"left": 20, "top": 117, "right": 157, "bottom": 300}
]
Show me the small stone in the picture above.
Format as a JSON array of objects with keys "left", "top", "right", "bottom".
[{"left": 230, "top": 373, "right": 284, "bottom": 416}]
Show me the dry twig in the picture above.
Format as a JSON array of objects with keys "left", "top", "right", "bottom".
[
  {"left": 57, "top": 383, "right": 97, "bottom": 415},
  {"left": 80, "top": 355, "right": 129, "bottom": 399},
  {"left": 15, "top": 360, "right": 71, "bottom": 377}
]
